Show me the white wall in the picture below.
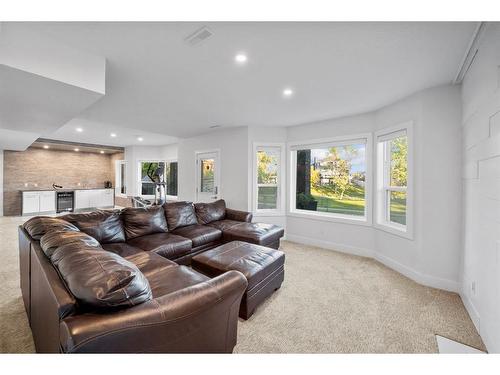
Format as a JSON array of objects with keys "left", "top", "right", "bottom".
[
  {"left": 285, "top": 85, "right": 463, "bottom": 292},
  {"left": 177, "top": 127, "right": 249, "bottom": 210},
  {"left": 0, "top": 150, "right": 3, "bottom": 216},
  {"left": 460, "top": 23, "right": 500, "bottom": 352}
]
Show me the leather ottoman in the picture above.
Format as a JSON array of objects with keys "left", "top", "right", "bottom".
[
  {"left": 222, "top": 222, "right": 284, "bottom": 249},
  {"left": 191, "top": 241, "right": 285, "bottom": 319}
]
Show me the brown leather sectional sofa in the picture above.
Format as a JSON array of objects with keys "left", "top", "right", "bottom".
[{"left": 18, "top": 199, "right": 284, "bottom": 353}]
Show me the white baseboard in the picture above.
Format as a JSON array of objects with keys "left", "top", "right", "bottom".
[
  {"left": 460, "top": 291, "right": 480, "bottom": 332},
  {"left": 285, "top": 234, "right": 374, "bottom": 258},
  {"left": 374, "top": 252, "right": 459, "bottom": 293},
  {"left": 285, "top": 234, "right": 459, "bottom": 293}
]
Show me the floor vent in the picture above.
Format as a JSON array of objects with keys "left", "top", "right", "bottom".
[{"left": 185, "top": 26, "right": 213, "bottom": 46}]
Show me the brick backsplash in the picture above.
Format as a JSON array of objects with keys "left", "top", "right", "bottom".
[{"left": 3, "top": 148, "right": 124, "bottom": 216}]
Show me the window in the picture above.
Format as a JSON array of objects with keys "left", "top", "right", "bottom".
[
  {"left": 165, "top": 161, "right": 178, "bottom": 198},
  {"left": 254, "top": 145, "right": 283, "bottom": 212},
  {"left": 115, "top": 160, "right": 127, "bottom": 197},
  {"left": 138, "top": 160, "right": 178, "bottom": 198},
  {"left": 290, "top": 135, "right": 371, "bottom": 222},
  {"left": 376, "top": 124, "right": 412, "bottom": 237}
]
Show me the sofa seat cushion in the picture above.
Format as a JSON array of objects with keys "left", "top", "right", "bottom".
[
  {"left": 24, "top": 216, "right": 79, "bottom": 240},
  {"left": 194, "top": 199, "right": 226, "bottom": 224},
  {"left": 164, "top": 201, "right": 198, "bottom": 230},
  {"left": 207, "top": 219, "right": 243, "bottom": 231},
  {"left": 64, "top": 210, "right": 126, "bottom": 243},
  {"left": 192, "top": 241, "right": 285, "bottom": 291},
  {"left": 101, "top": 242, "right": 144, "bottom": 259},
  {"left": 122, "top": 206, "right": 168, "bottom": 240},
  {"left": 222, "top": 222, "right": 284, "bottom": 246},
  {"left": 127, "top": 232, "right": 192, "bottom": 260},
  {"left": 146, "top": 265, "right": 209, "bottom": 298},
  {"left": 123, "top": 252, "right": 178, "bottom": 277},
  {"left": 172, "top": 224, "right": 222, "bottom": 247}
]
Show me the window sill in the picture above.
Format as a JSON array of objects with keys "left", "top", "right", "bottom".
[
  {"left": 288, "top": 210, "right": 371, "bottom": 226},
  {"left": 253, "top": 210, "right": 286, "bottom": 217},
  {"left": 374, "top": 222, "right": 413, "bottom": 240}
]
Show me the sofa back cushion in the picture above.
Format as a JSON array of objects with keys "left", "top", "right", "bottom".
[
  {"left": 122, "top": 206, "right": 168, "bottom": 240},
  {"left": 51, "top": 242, "right": 152, "bottom": 308},
  {"left": 40, "top": 230, "right": 101, "bottom": 257},
  {"left": 23, "top": 216, "right": 79, "bottom": 240},
  {"left": 64, "top": 210, "right": 126, "bottom": 244},
  {"left": 164, "top": 201, "right": 198, "bottom": 230},
  {"left": 194, "top": 199, "right": 226, "bottom": 224}
]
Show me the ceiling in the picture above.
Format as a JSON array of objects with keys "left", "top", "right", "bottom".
[{"left": 8, "top": 22, "right": 478, "bottom": 141}]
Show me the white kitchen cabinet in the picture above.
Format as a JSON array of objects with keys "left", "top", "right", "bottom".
[
  {"left": 102, "top": 189, "right": 114, "bottom": 207},
  {"left": 22, "top": 192, "right": 41, "bottom": 214},
  {"left": 75, "top": 189, "right": 114, "bottom": 210},
  {"left": 22, "top": 191, "right": 56, "bottom": 215},
  {"left": 74, "top": 190, "right": 91, "bottom": 210},
  {"left": 39, "top": 191, "right": 56, "bottom": 212}
]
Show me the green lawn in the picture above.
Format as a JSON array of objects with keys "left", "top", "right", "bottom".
[
  {"left": 311, "top": 185, "right": 366, "bottom": 216},
  {"left": 306, "top": 185, "right": 406, "bottom": 224}
]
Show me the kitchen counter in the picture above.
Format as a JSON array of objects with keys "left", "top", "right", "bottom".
[{"left": 19, "top": 187, "right": 113, "bottom": 192}]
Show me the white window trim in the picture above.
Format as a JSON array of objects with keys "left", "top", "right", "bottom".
[
  {"left": 137, "top": 159, "right": 179, "bottom": 200},
  {"left": 252, "top": 142, "right": 286, "bottom": 216},
  {"left": 374, "top": 122, "right": 414, "bottom": 240},
  {"left": 287, "top": 133, "right": 373, "bottom": 226},
  {"left": 115, "top": 160, "right": 127, "bottom": 198}
]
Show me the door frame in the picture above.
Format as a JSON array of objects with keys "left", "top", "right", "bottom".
[{"left": 195, "top": 149, "right": 221, "bottom": 203}]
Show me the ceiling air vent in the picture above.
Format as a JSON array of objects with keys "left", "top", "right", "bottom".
[{"left": 185, "top": 26, "right": 213, "bottom": 46}]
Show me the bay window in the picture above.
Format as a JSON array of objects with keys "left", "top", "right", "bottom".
[{"left": 289, "top": 134, "right": 372, "bottom": 223}]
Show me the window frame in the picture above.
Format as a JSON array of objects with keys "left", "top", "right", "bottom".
[
  {"left": 252, "top": 143, "right": 286, "bottom": 216},
  {"left": 115, "top": 160, "right": 127, "bottom": 198},
  {"left": 137, "top": 159, "right": 178, "bottom": 200},
  {"left": 375, "top": 122, "right": 414, "bottom": 239},
  {"left": 287, "top": 133, "right": 373, "bottom": 225}
]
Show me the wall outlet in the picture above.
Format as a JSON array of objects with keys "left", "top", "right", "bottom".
[{"left": 471, "top": 281, "right": 476, "bottom": 295}]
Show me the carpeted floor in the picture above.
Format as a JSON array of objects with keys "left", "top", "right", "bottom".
[{"left": 0, "top": 216, "right": 485, "bottom": 353}]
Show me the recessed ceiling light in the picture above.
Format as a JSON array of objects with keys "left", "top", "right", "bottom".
[
  {"left": 110, "top": 133, "right": 117, "bottom": 137},
  {"left": 283, "top": 88, "right": 294, "bottom": 97},
  {"left": 100, "top": 150, "right": 105, "bottom": 154},
  {"left": 76, "top": 127, "right": 83, "bottom": 132},
  {"left": 235, "top": 53, "right": 248, "bottom": 64},
  {"left": 74, "top": 148, "right": 79, "bottom": 152},
  {"left": 137, "top": 137, "right": 144, "bottom": 142},
  {"left": 43, "top": 145, "right": 49, "bottom": 149}
]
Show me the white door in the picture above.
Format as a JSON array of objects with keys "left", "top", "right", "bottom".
[
  {"left": 39, "top": 191, "right": 56, "bottom": 212},
  {"left": 196, "top": 151, "right": 220, "bottom": 202}
]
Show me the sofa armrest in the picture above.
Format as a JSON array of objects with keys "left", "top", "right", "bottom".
[
  {"left": 60, "top": 270, "right": 248, "bottom": 353},
  {"left": 226, "top": 208, "right": 252, "bottom": 223}
]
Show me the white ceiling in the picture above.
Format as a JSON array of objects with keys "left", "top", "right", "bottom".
[{"left": 10, "top": 22, "right": 477, "bottom": 140}]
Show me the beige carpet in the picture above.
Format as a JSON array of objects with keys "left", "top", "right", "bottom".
[{"left": 0, "top": 216, "right": 485, "bottom": 353}]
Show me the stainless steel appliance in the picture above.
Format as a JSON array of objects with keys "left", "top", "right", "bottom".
[{"left": 56, "top": 191, "right": 74, "bottom": 213}]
